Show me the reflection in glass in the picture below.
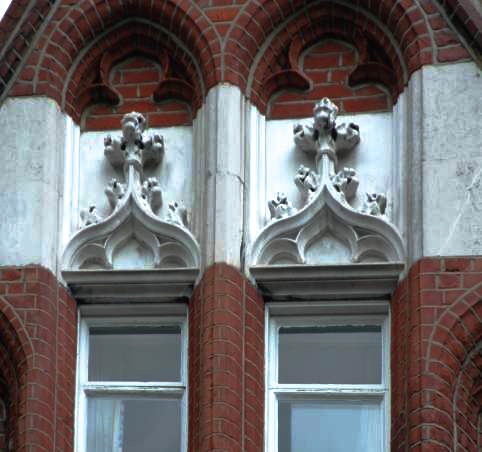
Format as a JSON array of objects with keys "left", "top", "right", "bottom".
[
  {"left": 278, "top": 399, "right": 382, "bottom": 452},
  {"left": 89, "top": 325, "right": 181, "bottom": 382},
  {"left": 278, "top": 325, "right": 382, "bottom": 384},
  {"left": 87, "top": 397, "right": 181, "bottom": 452}
]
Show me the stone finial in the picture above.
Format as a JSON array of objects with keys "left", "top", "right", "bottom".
[
  {"left": 104, "top": 112, "right": 164, "bottom": 172},
  {"left": 293, "top": 97, "right": 360, "bottom": 165}
]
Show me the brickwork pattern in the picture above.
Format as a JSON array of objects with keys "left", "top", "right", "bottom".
[
  {"left": 83, "top": 56, "right": 191, "bottom": 131},
  {"left": 0, "top": 385, "right": 7, "bottom": 451},
  {"left": 0, "top": 266, "right": 77, "bottom": 452},
  {"left": 189, "top": 264, "right": 264, "bottom": 452},
  {"left": 391, "top": 257, "right": 482, "bottom": 451},
  {"left": 269, "top": 39, "right": 391, "bottom": 119},
  {"left": 0, "top": 0, "right": 476, "bottom": 120}
]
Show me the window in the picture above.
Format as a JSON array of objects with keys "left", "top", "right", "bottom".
[
  {"left": 266, "top": 307, "right": 389, "bottom": 452},
  {"left": 75, "top": 307, "right": 187, "bottom": 452}
]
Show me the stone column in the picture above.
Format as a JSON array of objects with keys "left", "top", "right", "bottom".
[
  {"left": 0, "top": 98, "right": 67, "bottom": 275},
  {"left": 192, "top": 85, "right": 246, "bottom": 268}
]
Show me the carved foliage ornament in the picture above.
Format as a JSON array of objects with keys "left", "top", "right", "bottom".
[
  {"left": 62, "top": 112, "right": 200, "bottom": 270},
  {"left": 249, "top": 98, "right": 405, "bottom": 266}
]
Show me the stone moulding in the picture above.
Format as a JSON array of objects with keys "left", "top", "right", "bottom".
[
  {"left": 251, "top": 263, "right": 404, "bottom": 301},
  {"left": 248, "top": 98, "right": 405, "bottom": 294},
  {"left": 62, "top": 268, "right": 199, "bottom": 303},
  {"left": 62, "top": 112, "right": 200, "bottom": 301}
]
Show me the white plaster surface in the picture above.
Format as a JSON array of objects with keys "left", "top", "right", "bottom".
[
  {"left": 0, "top": 97, "right": 66, "bottom": 273},
  {"left": 264, "top": 113, "right": 394, "bottom": 221},
  {"left": 77, "top": 126, "right": 193, "bottom": 231},
  {"left": 421, "top": 62, "right": 482, "bottom": 256}
]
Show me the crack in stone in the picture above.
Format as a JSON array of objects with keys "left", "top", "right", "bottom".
[{"left": 439, "top": 166, "right": 482, "bottom": 254}]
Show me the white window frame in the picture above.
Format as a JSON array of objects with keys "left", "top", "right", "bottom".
[
  {"left": 265, "top": 302, "right": 390, "bottom": 452},
  {"left": 75, "top": 304, "right": 188, "bottom": 452}
]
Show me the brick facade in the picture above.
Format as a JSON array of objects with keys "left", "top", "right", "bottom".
[
  {"left": 0, "top": 1, "right": 480, "bottom": 451},
  {"left": 1, "top": 259, "right": 481, "bottom": 451},
  {"left": 83, "top": 56, "right": 192, "bottom": 131},
  {"left": 189, "top": 264, "right": 264, "bottom": 452},
  {"left": 0, "top": 266, "right": 77, "bottom": 452},
  {"left": 0, "top": 0, "right": 475, "bottom": 121},
  {"left": 269, "top": 39, "right": 391, "bottom": 119},
  {"left": 391, "top": 257, "right": 482, "bottom": 451}
]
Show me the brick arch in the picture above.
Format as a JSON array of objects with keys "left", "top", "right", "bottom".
[
  {"left": 423, "top": 283, "right": 482, "bottom": 450},
  {"left": 0, "top": 297, "right": 33, "bottom": 451},
  {"left": 0, "top": 347, "right": 14, "bottom": 452},
  {"left": 61, "top": 20, "right": 201, "bottom": 126},
  {"left": 453, "top": 342, "right": 482, "bottom": 451},
  {"left": 442, "top": 0, "right": 482, "bottom": 57},
  {"left": 247, "top": 5, "right": 408, "bottom": 114},
  {"left": 13, "top": 0, "right": 219, "bottom": 122},
  {"left": 223, "top": 0, "right": 468, "bottom": 112},
  {"left": 267, "top": 37, "right": 394, "bottom": 118}
]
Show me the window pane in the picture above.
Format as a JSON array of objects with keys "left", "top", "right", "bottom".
[
  {"left": 87, "top": 397, "right": 181, "bottom": 452},
  {"left": 89, "top": 325, "right": 181, "bottom": 381},
  {"left": 278, "top": 325, "right": 381, "bottom": 384},
  {"left": 278, "top": 399, "right": 382, "bottom": 452}
]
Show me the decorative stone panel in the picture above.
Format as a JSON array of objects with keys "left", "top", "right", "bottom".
[{"left": 62, "top": 112, "right": 200, "bottom": 302}]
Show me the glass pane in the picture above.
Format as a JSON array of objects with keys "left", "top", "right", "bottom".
[
  {"left": 278, "top": 325, "right": 381, "bottom": 384},
  {"left": 87, "top": 397, "right": 181, "bottom": 452},
  {"left": 278, "top": 399, "right": 382, "bottom": 452},
  {"left": 89, "top": 325, "right": 181, "bottom": 381}
]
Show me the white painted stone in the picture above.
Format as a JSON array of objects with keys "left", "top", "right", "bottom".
[
  {"left": 264, "top": 112, "right": 394, "bottom": 223},
  {"left": 77, "top": 125, "right": 193, "bottom": 233},
  {"left": 192, "top": 85, "right": 246, "bottom": 267},
  {"left": 421, "top": 62, "right": 482, "bottom": 256},
  {"left": 62, "top": 113, "right": 200, "bottom": 272},
  {"left": 247, "top": 99, "right": 405, "bottom": 268},
  {"left": 0, "top": 97, "right": 66, "bottom": 273}
]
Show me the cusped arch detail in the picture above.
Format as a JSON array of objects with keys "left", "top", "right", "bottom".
[{"left": 62, "top": 19, "right": 206, "bottom": 125}]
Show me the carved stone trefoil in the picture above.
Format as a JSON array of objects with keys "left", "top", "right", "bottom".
[
  {"left": 249, "top": 98, "right": 405, "bottom": 267},
  {"left": 62, "top": 112, "right": 200, "bottom": 271}
]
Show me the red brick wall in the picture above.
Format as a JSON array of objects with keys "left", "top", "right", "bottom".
[
  {"left": 0, "top": 388, "right": 7, "bottom": 451},
  {"left": 0, "top": 266, "right": 77, "bottom": 452},
  {"left": 391, "top": 257, "right": 482, "bottom": 451},
  {"left": 189, "top": 264, "right": 264, "bottom": 452},
  {"left": 269, "top": 39, "right": 391, "bottom": 119},
  {"left": 2, "top": 0, "right": 474, "bottom": 118},
  {"left": 83, "top": 56, "right": 192, "bottom": 131}
]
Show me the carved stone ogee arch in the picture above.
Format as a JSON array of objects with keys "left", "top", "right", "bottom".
[
  {"left": 248, "top": 98, "right": 405, "bottom": 269},
  {"left": 62, "top": 112, "right": 201, "bottom": 302},
  {"left": 251, "top": 183, "right": 404, "bottom": 266}
]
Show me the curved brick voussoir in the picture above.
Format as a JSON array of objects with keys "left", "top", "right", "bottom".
[
  {"left": 7, "top": 0, "right": 219, "bottom": 126},
  {"left": 63, "top": 22, "right": 201, "bottom": 130},
  {"left": 0, "top": 265, "right": 77, "bottom": 452},
  {"left": 225, "top": 0, "right": 471, "bottom": 115},
  {"left": 0, "top": 0, "right": 477, "bottom": 114},
  {"left": 391, "top": 257, "right": 482, "bottom": 451}
]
